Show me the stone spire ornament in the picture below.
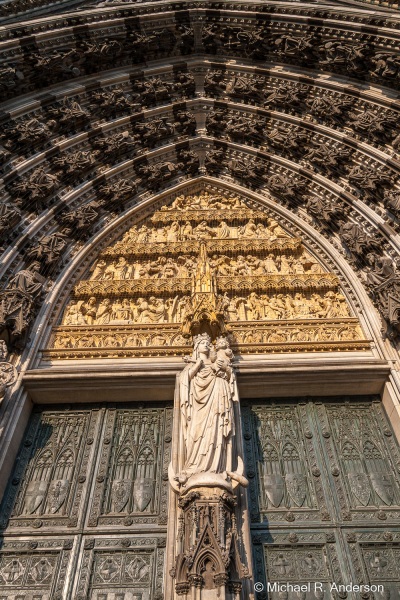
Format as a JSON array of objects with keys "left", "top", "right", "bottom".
[
  {"left": 168, "top": 335, "right": 251, "bottom": 599},
  {"left": 181, "top": 243, "right": 227, "bottom": 340}
]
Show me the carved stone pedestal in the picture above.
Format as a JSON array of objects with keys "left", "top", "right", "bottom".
[{"left": 173, "top": 486, "right": 248, "bottom": 600}]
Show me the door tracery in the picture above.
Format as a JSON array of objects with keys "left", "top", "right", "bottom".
[
  {"left": 245, "top": 398, "right": 400, "bottom": 599},
  {"left": 0, "top": 404, "right": 171, "bottom": 600}
]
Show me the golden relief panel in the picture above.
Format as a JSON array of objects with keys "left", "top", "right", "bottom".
[{"left": 45, "top": 192, "right": 370, "bottom": 359}]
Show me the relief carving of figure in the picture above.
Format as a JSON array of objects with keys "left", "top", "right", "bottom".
[
  {"left": 95, "top": 299, "right": 112, "bottom": 325},
  {"left": 0, "top": 262, "right": 44, "bottom": 338},
  {"left": 169, "top": 333, "right": 248, "bottom": 492}
]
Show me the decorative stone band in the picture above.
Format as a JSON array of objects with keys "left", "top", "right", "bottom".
[
  {"left": 44, "top": 319, "right": 369, "bottom": 359},
  {"left": 102, "top": 237, "right": 302, "bottom": 258},
  {"left": 150, "top": 208, "right": 268, "bottom": 223},
  {"left": 73, "top": 273, "right": 339, "bottom": 297}
]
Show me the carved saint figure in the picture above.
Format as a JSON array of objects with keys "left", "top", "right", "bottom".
[{"left": 169, "top": 333, "right": 247, "bottom": 492}]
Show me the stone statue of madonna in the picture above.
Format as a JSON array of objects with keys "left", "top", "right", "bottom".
[{"left": 169, "top": 333, "right": 248, "bottom": 493}]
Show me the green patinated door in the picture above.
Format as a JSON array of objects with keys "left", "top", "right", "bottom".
[
  {"left": 243, "top": 397, "right": 400, "bottom": 600},
  {"left": 0, "top": 403, "right": 172, "bottom": 600}
]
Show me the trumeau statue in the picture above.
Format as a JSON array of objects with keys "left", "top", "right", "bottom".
[{"left": 168, "top": 333, "right": 248, "bottom": 494}]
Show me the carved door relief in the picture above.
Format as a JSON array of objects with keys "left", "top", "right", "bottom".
[
  {"left": 0, "top": 404, "right": 171, "bottom": 599},
  {"left": 87, "top": 406, "right": 172, "bottom": 528},
  {"left": 345, "top": 532, "right": 400, "bottom": 600},
  {"left": 244, "top": 397, "right": 400, "bottom": 599},
  {"left": 0, "top": 408, "right": 101, "bottom": 531},
  {"left": 73, "top": 536, "right": 166, "bottom": 600},
  {"left": 315, "top": 401, "right": 400, "bottom": 520},
  {"left": 0, "top": 538, "right": 72, "bottom": 600},
  {"left": 243, "top": 402, "right": 331, "bottom": 525}
]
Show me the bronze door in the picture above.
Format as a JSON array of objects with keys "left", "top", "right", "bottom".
[
  {"left": 243, "top": 397, "right": 400, "bottom": 600},
  {"left": 0, "top": 403, "right": 172, "bottom": 600}
]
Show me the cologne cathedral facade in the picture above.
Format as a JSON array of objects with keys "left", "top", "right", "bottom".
[{"left": 1, "top": 0, "right": 400, "bottom": 598}]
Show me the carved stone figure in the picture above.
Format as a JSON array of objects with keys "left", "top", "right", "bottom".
[
  {"left": 53, "top": 150, "right": 97, "bottom": 175},
  {"left": 47, "top": 98, "right": 89, "bottom": 131},
  {"left": 177, "top": 149, "right": 199, "bottom": 176},
  {"left": 63, "top": 302, "right": 86, "bottom": 325},
  {"left": 59, "top": 201, "right": 103, "bottom": 236},
  {"left": 219, "top": 25, "right": 270, "bottom": 59},
  {"left": 273, "top": 32, "right": 314, "bottom": 61},
  {"left": 99, "top": 179, "right": 137, "bottom": 210},
  {"left": 304, "top": 141, "right": 350, "bottom": 173},
  {"left": 206, "top": 108, "right": 228, "bottom": 136},
  {"left": 384, "top": 189, "right": 400, "bottom": 218},
  {"left": 173, "top": 111, "right": 196, "bottom": 136},
  {"left": 264, "top": 82, "right": 307, "bottom": 111},
  {"left": 205, "top": 70, "right": 227, "bottom": 96},
  {"left": 204, "top": 148, "right": 225, "bottom": 175},
  {"left": 339, "top": 221, "right": 381, "bottom": 255},
  {"left": 25, "top": 232, "right": 68, "bottom": 268},
  {"left": 95, "top": 299, "right": 112, "bottom": 325},
  {"left": 80, "top": 39, "right": 124, "bottom": 66},
  {"left": 173, "top": 72, "right": 195, "bottom": 98},
  {"left": 266, "top": 174, "right": 300, "bottom": 205},
  {"left": 0, "top": 262, "right": 44, "bottom": 344},
  {"left": 308, "top": 94, "right": 353, "bottom": 125},
  {"left": 349, "top": 109, "right": 397, "bottom": 143},
  {"left": 225, "top": 115, "right": 266, "bottom": 145},
  {"left": 30, "top": 49, "right": 81, "bottom": 78},
  {"left": 13, "top": 167, "right": 59, "bottom": 209},
  {"left": 365, "top": 253, "right": 395, "bottom": 289},
  {"left": 305, "top": 195, "right": 345, "bottom": 226},
  {"left": 0, "top": 339, "right": 16, "bottom": 402},
  {"left": 371, "top": 52, "right": 400, "bottom": 80},
  {"left": 3, "top": 117, "right": 52, "bottom": 150},
  {"left": 270, "top": 126, "right": 310, "bottom": 158},
  {"left": 319, "top": 40, "right": 369, "bottom": 74},
  {"left": 134, "top": 117, "right": 174, "bottom": 148},
  {"left": 89, "top": 87, "right": 137, "bottom": 118},
  {"left": 0, "top": 201, "right": 22, "bottom": 239},
  {"left": 137, "top": 161, "right": 179, "bottom": 190},
  {"left": 348, "top": 165, "right": 392, "bottom": 196},
  {"left": 94, "top": 131, "right": 139, "bottom": 158},
  {"left": 228, "top": 157, "right": 259, "bottom": 185},
  {"left": 0, "top": 64, "right": 24, "bottom": 96},
  {"left": 169, "top": 333, "right": 247, "bottom": 492}
]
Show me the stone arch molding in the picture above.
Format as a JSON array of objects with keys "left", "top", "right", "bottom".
[{"left": 1, "top": 0, "right": 400, "bottom": 363}]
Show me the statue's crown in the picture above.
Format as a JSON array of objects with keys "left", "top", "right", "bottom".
[{"left": 193, "top": 332, "right": 211, "bottom": 345}]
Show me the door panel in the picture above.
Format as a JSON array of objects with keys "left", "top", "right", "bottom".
[
  {"left": 73, "top": 536, "right": 165, "bottom": 600},
  {"left": 243, "top": 397, "right": 400, "bottom": 600},
  {"left": 0, "top": 404, "right": 171, "bottom": 600},
  {"left": 0, "top": 536, "right": 75, "bottom": 600},
  {"left": 0, "top": 408, "right": 102, "bottom": 532},
  {"left": 86, "top": 407, "right": 172, "bottom": 529}
]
